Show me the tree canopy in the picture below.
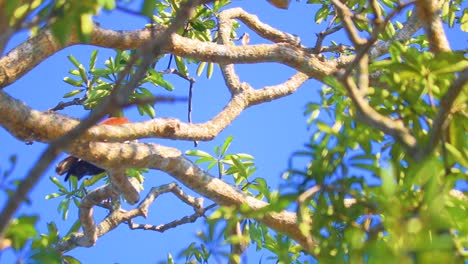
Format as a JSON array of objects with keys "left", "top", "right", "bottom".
[{"left": 0, "top": 0, "right": 467, "bottom": 263}]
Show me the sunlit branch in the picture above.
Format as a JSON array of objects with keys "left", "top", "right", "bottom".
[
  {"left": 0, "top": 0, "right": 203, "bottom": 239},
  {"left": 418, "top": 68, "right": 468, "bottom": 160},
  {"left": 415, "top": 0, "right": 451, "bottom": 53},
  {"left": 56, "top": 182, "right": 211, "bottom": 252}
]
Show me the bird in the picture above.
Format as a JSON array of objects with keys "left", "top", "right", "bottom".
[{"left": 56, "top": 117, "right": 130, "bottom": 181}]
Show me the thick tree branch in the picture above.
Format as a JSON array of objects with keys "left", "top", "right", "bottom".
[
  {"left": 331, "top": 1, "right": 420, "bottom": 157},
  {"left": 0, "top": 5, "right": 439, "bottom": 253},
  {"left": 217, "top": 8, "right": 245, "bottom": 95},
  {"left": 415, "top": 0, "right": 451, "bottom": 53},
  {"left": 0, "top": 0, "right": 202, "bottom": 238},
  {"left": 331, "top": 0, "right": 367, "bottom": 46},
  {"left": 0, "top": 25, "right": 334, "bottom": 89},
  {"left": 77, "top": 182, "right": 120, "bottom": 247},
  {"left": 0, "top": 70, "right": 308, "bottom": 143},
  {"left": 219, "top": 8, "right": 301, "bottom": 46},
  {"left": 369, "top": 9, "right": 422, "bottom": 58},
  {"left": 57, "top": 181, "right": 209, "bottom": 252},
  {"left": 63, "top": 140, "right": 312, "bottom": 250},
  {"left": 108, "top": 170, "right": 140, "bottom": 205}
]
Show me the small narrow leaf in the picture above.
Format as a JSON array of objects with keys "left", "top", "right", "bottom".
[
  {"left": 63, "top": 77, "right": 83, "bottom": 87},
  {"left": 220, "top": 136, "right": 234, "bottom": 156},
  {"left": 175, "top": 56, "right": 188, "bottom": 76},
  {"left": 63, "top": 89, "right": 84, "bottom": 98},
  {"left": 185, "top": 150, "right": 214, "bottom": 159},
  {"left": 89, "top": 50, "right": 98, "bottom": 70},
  {"left": 67, "top": 55, "right": 81, "bottom": 68},
  {"left": 206, "top": 62, "right": 213, "bottom": 79},
  {"left": 197, "top": 61, "right": 206, "bottom": 76}
]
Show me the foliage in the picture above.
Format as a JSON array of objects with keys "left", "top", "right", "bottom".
[
  {"left": 284, "top": 22, "right": 467, "bottom": 264},
  {"left": 0, "top": 0, "right": 467, "bottom": 263},
  {"left": 186, "top": 137, "right": 307, "bottom": 263},
  {"left": 0, "top": 157, "right": 79, "bottom": 264}
]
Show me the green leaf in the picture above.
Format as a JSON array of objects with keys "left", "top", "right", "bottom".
[
  {"left": 251, "top": 178, "right": 269, "bottom": 196},
  {"left": 80, "top": 14, "right": 94, "bottom": 40},
  {"left": 380, "top": 166, "right": 396, "bottom": 196},
  {"left": 204, "top": 19, "right": 216, "bottom": 29},
  {"left": 431, "top": 55, "right": 468, "bottom": 75},
  {"left": 146, "top": 70, "right": 174, "bottom": 90},
  {"left": 234, "top": 153, "right": 254, "bottom": 160},
  {"left": 47, "top": 222, "right": 59, "bottom": 244},
  {"left": 65, "top": 219, "right": 82, "bottom": 239},
  {"left": 89, "top": 50, "right": 98, "bottom": 70},
  {"left": 137, "top": 104, "right": 156, "bottom": 118},
  {"left": 90, "top": 68, "right": 112, "bottom": 78},
  {"left": 186, "top": 150, "right": 213, "bottom": 159},
  {"left": 175, "top": 56, "right": 188, "bottom": 76},
  {"left": 230, "top": 155, "right": 247, "bottom": 179},
  {"left": 461, "top": 9, "right": 468, "bottom": 32},
  {"left": 206, "top": 161, "right": 217, "bottom": 171},
  {"left": 98, "top": 0, "right": 116, "bottom": 10},
  {"left": 58, "top": 198, "right": 70, "bottom": 220},
  {"left": 206, "top": 62, "right": 214, "bottom": 79},
  {"left": 63, "top": 255, "right": 82, "bottom": 264},
  {"left": 196, "top": 61, "right": 206, "bottom": 76},
  {"left": 67, "top": 55, "right": 81, "bottom": 68},
  {"left": 138, "top": 87, "right": 154, "bottom": 97},
  {"left": 190, "top": 20, "right": 207, "bottom": 31},
  {"left": 315, "top": 6, "right": 329, "bottom": 24},
  {"left": 167, "top": 253, "right": 175, "bottom": 264},
  {"left": 141, "top": 0, "right": 154, "bottom": 18},
  {"left": 220, "top": 136, "right": 234, "bottom": 156},
  {"left": 78, "top": 65, "right": 88, "bottom": 82},
  {"left": 6, "top": 215, "right": 39, "bottom": 249},
  {"left": 30, "top": 250, "right": 61, "bottom": 264},
  {"left": 445, "top": 143, "right": 468, "bottom": 168},
  {"left": 83, "top": 172, "right": 107, "bottom": 186},
  {"left": 449, "top": 113, "right": 468, "bottom": 153},
  {"left": 50, "top": 176, "right": 67, "bottom": 193},
  {"left": 68, "top": 69, "right": 81, "bottom": 76},
  {"left": 63, "top": 89, "right": 84, "bottom": 98},
  {"left": 316, "top": 121, "right": 333, "bottom": 134},
  {"left": 63, "top": 77, "right": 83, "bottom": 87},
  {"left": 45, "top": 193, "right": 62, "bottom": 200},
  {"left": 52, "top": 18, "right": 72, "bottom": 45},
  {"left": 86, "top": 88, "right": 110, "bottom": 104},
  {"left": 194, "top": 157, "right": 216, "bottom": 165}
]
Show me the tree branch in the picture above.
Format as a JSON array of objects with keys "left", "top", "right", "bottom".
[
  {"left": 337, "top": 71, "right": 418, "bottom": 155},
  {"left": 65, "top": 140, "right": 313, "bottom": 250},
  {"left": 0, "top": 70, "right": 308, "bottom": 144},
  {"left": 219, "top": 8, "right": 301, "bottom": 46},
  {"left": 415, "top": 0, "right": 451, "bottom": 53},
  {"left": 0, "top": 0, "right": 203, "bottom": 239},
  {"left": 0, "top": 24, "right": 333, "bottom": 89},
  {"left": 58, "top": 181, "right": 207, "bottom": 252},
  {"left": 417, "top": 68, "right": 468, "bottom": 160}
]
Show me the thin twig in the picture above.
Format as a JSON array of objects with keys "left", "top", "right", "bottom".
[
  {"left": 124, "top": 95, "right": 188, "bottom": 108},
  {"left": 314, "top": 25, "right": 343, "bottom": 54},
  {"left": 0, "top": 0, "right": 203, "bottom": 238},
  {"left": 48, "top": 97, "right": 86, "bottom": 112},
  {"left": 417, "top": 68, "right": 468, "bottom": 160}
]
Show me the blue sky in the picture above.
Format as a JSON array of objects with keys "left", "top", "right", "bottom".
[{"left": 0, "top": 1, "right": 466, "bottom": 263}]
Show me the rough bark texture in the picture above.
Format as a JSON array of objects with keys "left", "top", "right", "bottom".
[{"left": 1, "top": 2, "right": 463, "bottom": 256}]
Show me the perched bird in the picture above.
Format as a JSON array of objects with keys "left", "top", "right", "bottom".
[{"left": 56, "top": 117, "right": 130, "bottom": 181}]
